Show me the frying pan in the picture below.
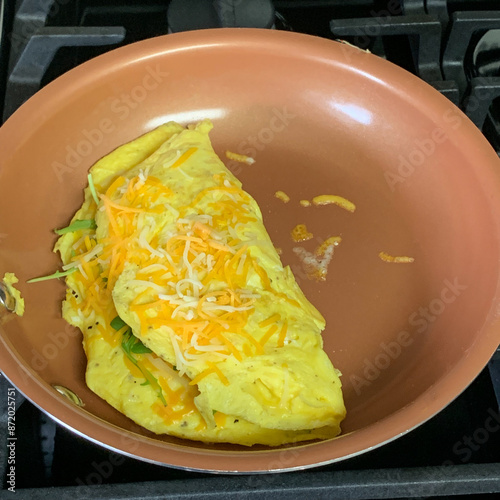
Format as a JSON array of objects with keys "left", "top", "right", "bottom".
[{"left": 1, "top": 29, "right": 500, "bottom": 473}]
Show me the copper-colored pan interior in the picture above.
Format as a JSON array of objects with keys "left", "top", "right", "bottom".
[{"left": 1, "top": 29, "right": 500, "bottom": 472}]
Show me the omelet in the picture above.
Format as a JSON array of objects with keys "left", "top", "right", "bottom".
[{"left": 54, "top": 120, "right": 345, "bottom": 445}]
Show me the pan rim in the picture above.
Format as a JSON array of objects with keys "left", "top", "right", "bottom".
[{"left": 1, "top": 28, "right": 500, "bottom": 473}]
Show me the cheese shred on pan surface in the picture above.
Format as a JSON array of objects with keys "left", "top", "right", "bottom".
[{"left": 54, "top": 120, "right": 346, "bottom": 446}]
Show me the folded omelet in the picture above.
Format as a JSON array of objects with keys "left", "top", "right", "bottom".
[{"left": 54, "top": 120, "right": 345, "bottom": 446}]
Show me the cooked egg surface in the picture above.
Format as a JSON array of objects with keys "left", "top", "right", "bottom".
[
  {"left": 2, "top": 272, "right": 24, "bottom": 317},
  {"left": 54, "top": 120, "right": 345, "bottom": 445}
]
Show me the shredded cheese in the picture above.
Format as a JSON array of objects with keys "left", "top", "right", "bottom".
[
  {"left": 64, "top": 156, "right": 303, "bottom": 397},
  {"left": 189, "top": 362, "right": 230, "bottom": 386},
  {"left": 225, "top": 150, "right": 255, "bottom": 165},
  {"left": 316, "top": 236, "right": 342, "bottom": 256},
  {"left": 274, "top": 190, "right": 290, "bottom": 203},
  {"left": 293, "top": 243, "right": 337, "bottom": 282},
  {"left": 291, "top": 224, "right": 313, "bottom": 243},
  {"left": 312, "top": 194, "right": 356, "bottom": 212},
  {"left": 170, "top": 147, "right": 198, "bottom": 169},
  {"left": 379, "top": 252, "right": 415, "bottom": 263}
]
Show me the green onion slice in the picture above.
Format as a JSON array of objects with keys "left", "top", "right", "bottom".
[
  {"left": 110, "top": 315, "right": 127, "bottom": 331},
  {"left": 27, "top": 268, "right": 77, "bottom": 283},
  {"left": 88, "top": 173, "right": 100, "bottom": 205},
  {"left": 54, "top": 219, "right": 96, "bottom": 235}
]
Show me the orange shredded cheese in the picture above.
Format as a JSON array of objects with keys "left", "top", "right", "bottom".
[
  {"left": 291, "top": 223, "right": 313, "bottom": 242},
  {"left": 239, "top": 330, "right": 264, "bottom": 355},
  {"left": 101, "top": 196, "right": 120, "bottom": 236},
  {"left": 170, "top": 147, "right": 197, "bottom": 169},
  {"left": 123, "top": 355, "right": 145, "bottom": 378},
  {"left": 274, "top": 190, "right": 290, "bottom": 203},
  {"left": 188, "top": 367, "right": 215, "bottom": 386},
  {"left": 277, "top": 320, "right": 288, "bottom": 347},
  {"left": 189, "top": 362, "right": 230, "bottom": 386},
  {"left": 258, "top": 313, "right": 281, "bottom": 328},
  {"left": 215, "top": 333, "right": 242, "bottom": 362},
  {"left": 152, "top": 388, "right": 201, "bottom": 426},
  {"left": 316, "top": 236, "right": 342, "bottom": 256},
  {"left": 378, "top": 252, "right": 415, "bottom": 263},
  {"left": 94, "top": 322, "right": 122, "bottom": 348},
  {"left": 99, "top": 194, "right": 147, "bottom": 214},
  {"left": 225, "top": 150, "right": 255, "bottom": 165},
  {"left": 272, "top": 291, "right": 301, "bottom": 308},
  {"left": 213, "top": 411, "right": 228, "bottom": 427},
  {"left": 242, "top": 343, "right": 253, "bottom": 357},
  {"left": 312, "top": 194, "right": 356, "bottom": 212},
  {"left": 251, "top": 260, "right": 271, "bottom": 289},
  {"left": 105, "top": 176, "right": 126, "bottom": 198},
  {"left": 259, "top": 324, "right": 278, "bottom": 347}
]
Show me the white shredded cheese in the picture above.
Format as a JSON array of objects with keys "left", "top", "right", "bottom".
[
  {"left": 280, "top": 367, "right": 290, "bottom": 408},
  {"left": 71, "top": 235, "right": 87, "bottom": 250},
  {"left": 236, "top": 254, "right": 246, "bottom": 275},
  {"left": 164, "top": 203, "right": 180, "bottom": 218},
  {"left": 203, "top": 303, "right": 255, "bottom": 312},
  {"left": 77, "top": 264, "right": 88, "bottom": 280},
  {"left": 177, "top": 168, "right": 193, "bottom": 179},
  {"left": 140, "top": 263, "right": 170, "bottom": 274},
  {"left": 169, "top": 331, "right": 193, "bottom": 376},
  {"left": 293, "top": 244, "right": 335, "bottom": 278},
  {"left": 128, "top": 280, "right": 168, "bottom": 294}
]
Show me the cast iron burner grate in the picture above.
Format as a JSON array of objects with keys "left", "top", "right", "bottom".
[{"left": 1, "top": 1, "right": 500, "bottom": 498}]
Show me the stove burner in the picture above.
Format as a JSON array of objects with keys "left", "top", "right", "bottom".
[
  {"left": 167, "top": 0, "right": 220, "bottom": 32},
  {"left": 167, "top": 0, "right": 275, "bottom": 32}
]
